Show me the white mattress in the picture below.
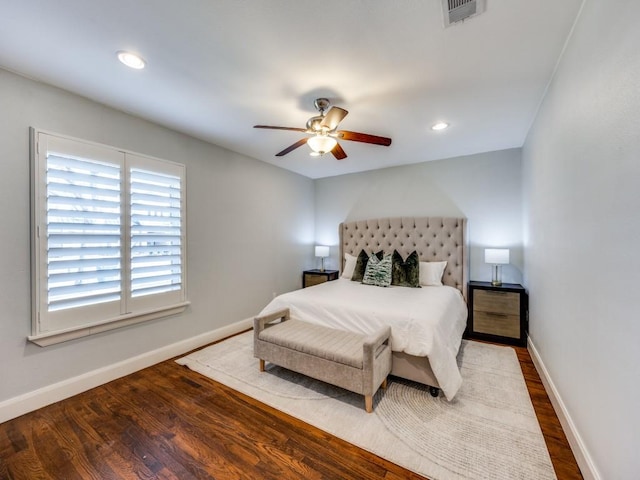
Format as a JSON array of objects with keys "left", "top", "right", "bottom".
[{"left": 259, "top": 278, "right": 468, "bottom": 400}]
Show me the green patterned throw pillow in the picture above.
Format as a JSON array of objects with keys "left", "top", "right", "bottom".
[
  {"left": 352, "top": 249, "right": 384, "bottom": 282},
  {"left": 362, "top": 253, "right": 392, "bottom": 287}
]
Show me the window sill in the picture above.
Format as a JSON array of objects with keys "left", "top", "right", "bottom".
[{"left": 28, "top": 302, "right": 190, "bottom": 347}]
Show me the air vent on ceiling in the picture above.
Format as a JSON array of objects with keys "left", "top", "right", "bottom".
[{"left": 441, "top": 0, "right": 486, "bottom": 27}]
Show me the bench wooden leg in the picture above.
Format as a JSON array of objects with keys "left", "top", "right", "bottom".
[
  {"left": 259, "top": 359, "right": 265, "bottom": 372},
  {"left": 365, "top": 395, "right": 373, "bottom": 413},
  {"left": 381, "top": 377, "right": 388, "bottom": 389}
]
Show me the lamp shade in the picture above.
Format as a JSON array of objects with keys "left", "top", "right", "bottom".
[
  {"left": 484, "top": 248, "right": 509, "bottom": 265},
  {"left": 315, "top": 246, "right": 330, "bottom": 258},
  {"left": 307, "top": 135, "right": 337, "bottom": 154}
]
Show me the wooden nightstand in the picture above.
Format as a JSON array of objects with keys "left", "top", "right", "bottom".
[
  {"left": 467, "top": 281, "right": 528, "bottom": 346},
  {"left": 303, "top": 269, "right": 339, "bottom": 288}
]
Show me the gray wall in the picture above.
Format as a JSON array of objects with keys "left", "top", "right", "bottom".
[
  {"left": 0, "top": 68, "right": 315, "bottom": 402},
  {"left": 522, "top": 0, "right": 640, "bottom": 478},
  {"left": 314, "top": 149, "right": 523, "bottom": 284}
]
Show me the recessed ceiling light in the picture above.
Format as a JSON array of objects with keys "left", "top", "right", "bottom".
[
  {"left": 431, "top": 122, "right": 449, "bottom": 131},
  {"left": 117, "top": 51, "right": 146, "bottom": 70}
]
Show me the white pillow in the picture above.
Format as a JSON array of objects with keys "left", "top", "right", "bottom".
[
  {"left": 341, "top": 252, "right": 357, "bottom": 279},
  {"left": 419, "top": 261, "right": 447, "bottom": 286}
]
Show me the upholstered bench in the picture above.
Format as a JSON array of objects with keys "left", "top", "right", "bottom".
[{"left": 254, "top": 308, "right": 392, "bottom": 413}]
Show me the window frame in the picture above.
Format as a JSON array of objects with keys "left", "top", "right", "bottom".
[{"left": 29, "top": 128, "right": 189, "bottom": 346}]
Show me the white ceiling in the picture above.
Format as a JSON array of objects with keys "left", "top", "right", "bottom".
[{"left": 0, "top": 0, "right": 583, "bottom": 179}]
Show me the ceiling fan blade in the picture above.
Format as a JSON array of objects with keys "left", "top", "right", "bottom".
[
  {"left": 275, "top": 138, "right": 309, "bottom": 157},
  {"left": 254, "top": 125, "right": 307, "bottom": 133},
  {"left": 338, "top": 130, "right": 392, "bottom": 146},
  {"left": 320, "top": 107, "right": 348, "bottom": 130},
  {"left": 331, "top": 142, "right": 347, "bottom": 160}
]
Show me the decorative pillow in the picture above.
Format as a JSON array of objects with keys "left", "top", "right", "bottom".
[
  {"left": 341, "top": 253, "right": 357, "bottom": 279},
  {"left": 362, "top": 253, "right": 392, "bottom": 287},
  {"left": 391, "top": 250, "right": 421, "bottom": 288},
  {"left": 351, "top": 249, "right": 384, "bottom": 282},
  {"left": 419, "top": 261, "right": 448, "bottom": 286}
]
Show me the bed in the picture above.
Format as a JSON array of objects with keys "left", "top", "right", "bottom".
[{"left": 258, "top": 217, "right": 468, "bottom": 400}]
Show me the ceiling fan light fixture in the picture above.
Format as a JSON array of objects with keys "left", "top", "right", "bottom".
[{"left": 307, "top": 135, "right": 337, "bottom": 155}]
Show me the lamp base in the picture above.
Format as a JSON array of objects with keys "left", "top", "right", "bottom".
[
  {"left": 491, "top": 264, "right": 503, "bottom": 287},
  {"left": 320, "top": 257, "right": 325, "bottom": 272}
]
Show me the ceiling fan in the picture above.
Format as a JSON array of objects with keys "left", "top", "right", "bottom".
[{"left": 254, "top": 98, "right": 392, "bottom": 160}]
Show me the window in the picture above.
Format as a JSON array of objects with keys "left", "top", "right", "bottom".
[{"left": 30, "top": 129, "right": 188, "bottom": 346}]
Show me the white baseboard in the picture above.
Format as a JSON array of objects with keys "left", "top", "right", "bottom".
[
  {"left": 0, "top": 318, "right": 253, "bottom": 424},
  {"left": 527, "top": 338, "right": 601, "bottom": 480}
]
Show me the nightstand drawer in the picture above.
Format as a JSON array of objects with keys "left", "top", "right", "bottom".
[
  {"left": 473, "top": 289, "right": 520, "bottom": 315},
  {"left": 304, "top": 274, "right": 329, "bottom": 287},
  {"left": 473, "top": 311, "right": 521, "bottom": 339},
  {"left": 302, "top": 270, "right": 339, "bottom": 288}
]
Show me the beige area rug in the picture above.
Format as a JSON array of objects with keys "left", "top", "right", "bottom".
[{"left": 177, "top": 332, "right": 556, "bottom": 480}]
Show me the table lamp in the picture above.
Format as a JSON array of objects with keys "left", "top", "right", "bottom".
[
  {"left": 315, "top": 246, "right": 329, "bottom": 272},
  {"left": 484, "top": 248, "right": 509, "bottom": 286}
]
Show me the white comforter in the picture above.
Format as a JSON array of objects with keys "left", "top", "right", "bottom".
[{"left": 259, "top": 278, "right": 468, "bottom": 400}]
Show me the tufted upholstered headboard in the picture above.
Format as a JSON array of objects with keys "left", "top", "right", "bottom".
[{"left": 339, "top": 217, "right": 468, "bottom": 300}]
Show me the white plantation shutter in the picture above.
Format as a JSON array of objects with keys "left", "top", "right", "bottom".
[
  {"left": 46, "top": 154, "right": 122, "bottom": 311},
  {"left": 130, "top": 167, "right": 182, "bottom": 298},
  {"left": 31, "top": 130, "right": 187, "bottom": 344}
]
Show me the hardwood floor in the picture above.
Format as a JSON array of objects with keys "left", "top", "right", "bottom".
[
  {"left": 515, "top": 347, "right": 584, "bottom": 480},
  {"left": 0, "top": 339, "right": 582, "bottom": 480}
]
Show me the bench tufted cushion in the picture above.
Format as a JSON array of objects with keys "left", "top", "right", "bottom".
[{"left": 258, "top": 320, "right": 365, "bottom": 368}]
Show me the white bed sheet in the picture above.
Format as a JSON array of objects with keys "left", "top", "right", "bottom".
[{"left": 259, "top": 278, "right": 468, "bottom": 400}]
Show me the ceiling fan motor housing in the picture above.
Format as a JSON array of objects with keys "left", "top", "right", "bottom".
[
  {"left": 307, "top": 98, "right": 331, "bottom": 131},
  {"left": 306, "top": 116, "right": 324, "bottom": 132}
]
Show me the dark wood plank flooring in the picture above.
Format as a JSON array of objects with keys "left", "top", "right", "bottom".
[{"left": 0, "top": 339, "right": 583, "bottom": 479}]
